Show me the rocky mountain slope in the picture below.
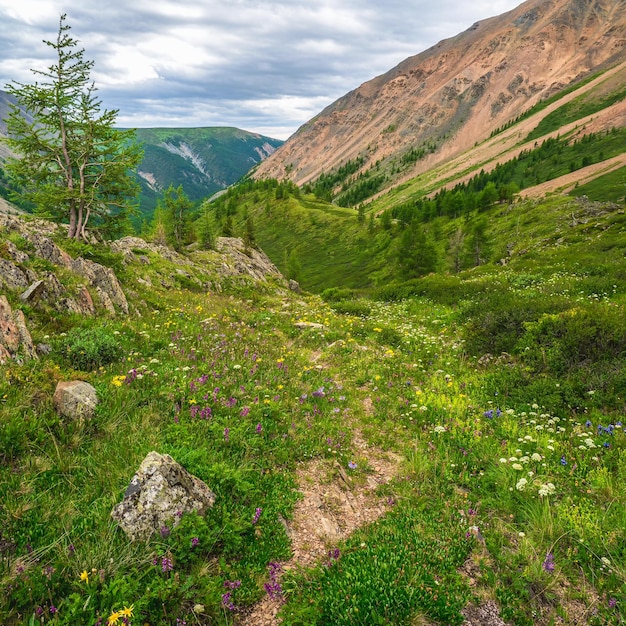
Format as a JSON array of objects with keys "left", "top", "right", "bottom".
[{"left": 253, "top": 0, "right": 626, "bottom": 195}]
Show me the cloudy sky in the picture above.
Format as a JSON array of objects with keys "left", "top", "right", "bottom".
[{"left": 0, "top": 0, "right": 522, "bottom": 140}]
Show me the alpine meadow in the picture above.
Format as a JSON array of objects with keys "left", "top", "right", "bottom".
[{"left": 1, "top": 2, "right": 626, "bottom": 626}]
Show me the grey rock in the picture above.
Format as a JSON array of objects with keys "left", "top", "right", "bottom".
[
  {"left": 53, "top": 381, "right": 98, "bottom": 420},
  {"left": 0, "top": 258, "right": 29, "bottom": 289},
  {"left": 13, "top": 309, "right": 36, "bottom": 360},
  {"left": 289, "top": 279, "right": 302, "bottom": 293},
  {"left": 21, "top": 280, "right": 46, "bottom": 303},
  {"left": 71, "top": 257, "right": 129, "bottom": 315},
  {"left": 111, "top": 451, "right": 216, "bottom": 542}
]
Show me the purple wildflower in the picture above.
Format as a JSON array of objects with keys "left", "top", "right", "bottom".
[
  {"left": 161, "top": 556, "right": 173, "bottom": 572},
  {"left": 160, "top": 526, "right": 171, "bottom": 539},
  {"left": 264, "top": 561, "right": 283, "bottom": 601},
  {"left": 224, "top": 580, "right": 241, "bottom": 589},
  {"left": 49, "top": 605, "right": 57, "bottom": 614},
  {"left": 240, "top": 406, "right": 250, "bottom": 418},
  {"left": 256, "top": 423, "right": 263, "bottom": 434},
  {"left": 312, "top": 387, "right": 325, "bottom": 398},
  {"left": 609, "top": 597, "right": 617, "bottom": 608},
  {"left": 542, "top": 552, "right": 555, "bottom": 573},
  {"left": 221, "top": 591, "right": 235, "bottom": 611},
  {"left": 348, "top": 461, "right": 357, "bottom": 470},
  {"left": 191, "top": 537, "right": 199, "bottom": 548},
  {"left": 224, "top": 427, "right": 230, "bottom": 442},
  {"left": 252, "top": 507, "right": 262, "bottom": 524}
]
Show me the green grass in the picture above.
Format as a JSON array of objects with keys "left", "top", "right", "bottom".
[{"left": 2, "top": 173, "right": 626, "bottom": 626}]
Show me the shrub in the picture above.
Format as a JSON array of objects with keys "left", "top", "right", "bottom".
[
  {"left": 54, "top": 326, "right": 124, "bottom": 371},
  {"left": 518, "top": 304, "right": 626, "bottom": 374},
  {"left": 329, "top": 300, "right": 372, "bottom": 317}
]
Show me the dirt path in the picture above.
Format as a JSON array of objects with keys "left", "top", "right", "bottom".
[{"left": 238, "top": 397, "right": 404, "bottom": 626}]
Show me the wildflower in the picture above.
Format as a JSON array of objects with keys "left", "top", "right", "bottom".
[
  {"left": 252, "top": 507, "right": 262, "bottom": 524},
  {"left": 609, "top": 597, "right": 617, "bottom": 608},
  {"left": 255, "top": 422, "right": 263, "bottom": 434},
  {"left": 80, "top": 570, "right": 89, "bottom": 583},
  {"left": 433, "top": 425, "right": 446, "bottom": 434},
  {"left": 542, "top": 552, "right": 555, "bottom": 573},
  {"left": 348, "top": 460, "right": 357, "bottom": 469},
  {"left": 511, "top": 463, "right": 523, "bottom": 471},
  {"left": 160, "top": 526, "right": 170, "bottom": 538},
  {"left": 224, "top": 427, "right": 230, "bottom": 442},
  {"left": 49, "top": 605, "right": 57, "bottom": 614},
  {"left": 191, "top": 537, "right": 199, "bottom": 547},
  {"left": 240, "top": 406, "right": 250, "bottom": 418},
  {"left": 515, "top": 478, "right": 528, "bottom": 491},
  {"left": 531, "top": 453, "right": 542, "bottom": 462},
  {"left": 560, "top": 456, "right": 567, "bottom": 465},
  {"left": 538, "top": 482, "right": 556, "bottom": 497},
  {"left": 161, "top": 556, "right": 173, "bottom": 572},
  {"left": 120, "top": 605, "right": 134, "bottom": 618},
  {"left": 221, "top": 591, "right": 235, "bottom": 611}
]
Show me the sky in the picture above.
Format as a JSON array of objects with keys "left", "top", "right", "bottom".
[{"left": 0, "top": 0, "right": 523, "bottom": 140}]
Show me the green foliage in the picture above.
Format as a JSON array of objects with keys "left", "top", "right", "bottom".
[
  {"left": 519, "top": 304, "right": 626, "bottom": 374},
  {"left": 54, "top": 326, "right": 124, "bottom": 371},
  {"left": 282, "top": 504, "right": 472, "bottom": 625},
  {"left": 2, "top": 15, "right": 142, "bottom": 240}
]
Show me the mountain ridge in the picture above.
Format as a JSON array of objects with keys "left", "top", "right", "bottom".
[{"left": 253, "top": 0, "right": 626, "bottom": 198}]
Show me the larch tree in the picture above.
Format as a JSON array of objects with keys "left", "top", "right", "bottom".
[{"left": 3, "top": 14, "right": 143, "bottom": 240}]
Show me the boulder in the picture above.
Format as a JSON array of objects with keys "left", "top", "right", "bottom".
[
  {"left": 289, "top": 279, "right": 302, "bottom": 293},
  {"left": 53, "top": 381, "right": 98, "bottom": 420},
  {"left": 111, "top": 451, "right": 216, "bottom": 542}
]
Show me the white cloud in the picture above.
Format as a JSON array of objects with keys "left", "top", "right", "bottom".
[{"left": 0, "top": 0, "right": 523, "bottom": 139}]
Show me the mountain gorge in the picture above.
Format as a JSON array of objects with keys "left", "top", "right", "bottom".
[{"left": 253, "top": 0, "right": 626, "bottom": 199}]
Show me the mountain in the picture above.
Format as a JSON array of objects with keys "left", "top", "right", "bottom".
[
  {"left": 133, "top": 127, "right": 283, "bottom": 218},
  {"left": 253, "top": 0, "right": 626, "bottom": 200},
  {"left": 0, "top": 91, "right": 283, "bottom": 219}
]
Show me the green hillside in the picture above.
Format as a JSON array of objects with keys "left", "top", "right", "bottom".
[{"left": 132, "top": 127, "right": 283, "bottom": 222}]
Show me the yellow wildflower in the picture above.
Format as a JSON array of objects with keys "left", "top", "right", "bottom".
[
  {"left": 120, "top": 605, "right": 134, "bottom": 618},
  {"left": 80, "top": 570, "right": 89, "bottom": 583},
  {"left": 107, "top": 611, "right": 121, "bottom": 625}
]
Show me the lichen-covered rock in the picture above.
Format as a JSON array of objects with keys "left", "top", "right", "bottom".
[
  {"left": 111, "top": 451, "right": 216, "bottom": 542},
  {"left": 71, "top": 257, "right": 129, "bottom": 315},
  {"left": 53, "top": 381, "right": 98, "bottom": 420}
]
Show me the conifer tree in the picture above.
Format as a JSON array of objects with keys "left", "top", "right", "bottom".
[{"left": 3, "top": 14, "right": 142, "bottom": 240}]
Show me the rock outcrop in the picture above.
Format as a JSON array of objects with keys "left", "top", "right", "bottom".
[
  {"left": 53, "top": 381, "right": 98, "bottom": 420},
  {"left": 0, "top": 295, "right": 37, "bottom": 364},
  {"left": 111, "top": 451, "right": 216, "bottom": 542}
]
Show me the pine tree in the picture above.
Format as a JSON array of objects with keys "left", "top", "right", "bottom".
[{"left": 3, "top": 14, "right": 142, "bottom": 240}]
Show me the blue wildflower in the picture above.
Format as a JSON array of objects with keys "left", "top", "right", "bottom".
[
  {"left": 560, "top": 456, "right": 567, "bottom": 466},
  {"left": 585, "top": 420, "right": 593, "bottom": 428}
]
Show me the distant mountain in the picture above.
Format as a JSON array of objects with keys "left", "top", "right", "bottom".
[
  {"left": 253, "top": 0, "right": 626, "bottom": 202},
  {"left": 0, "top": 90, "right": 283, "bottom": 219},
  {"left": 133, "top": 127, "right": 283, "bottom": 218}
]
